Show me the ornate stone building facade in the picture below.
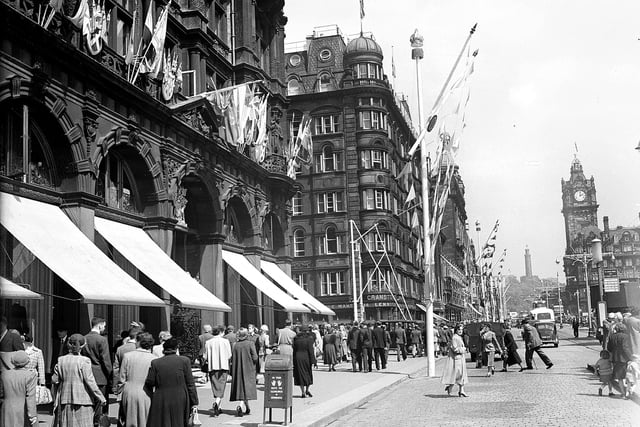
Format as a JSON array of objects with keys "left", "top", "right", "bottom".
[
  {"left": 0, "top": 0, "right": 309, "bottom": 364},
  {"left": 285, "top": 26, "right": 424, "bottom": 321}
]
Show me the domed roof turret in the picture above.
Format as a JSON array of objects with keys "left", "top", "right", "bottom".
[{"left": 344, "top": 34, "right": 383, "bottom": 64}]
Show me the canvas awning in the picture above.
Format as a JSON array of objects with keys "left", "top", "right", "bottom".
[
  {"left": 0, "top": 276, "right": 43, "bottom": 300},
  {"left": 221, "top": 250, "right": 310, "bottom": 313},
  {"left": 261, "top": 261, "right": 335, "bottom": 316},
  {"left": 95, "top": 217, "right": 231, "bottom": 312},
  {"left": 0, "top": 192, "right": 164, "bottom": 307}
]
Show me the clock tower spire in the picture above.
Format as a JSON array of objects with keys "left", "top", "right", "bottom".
[{"left": 560, "top": 155, "right": 600, "bottom": 254}]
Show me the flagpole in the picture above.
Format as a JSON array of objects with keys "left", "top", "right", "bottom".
[{"left": 410, "top": 30, "right": 435, "bottom": 378}]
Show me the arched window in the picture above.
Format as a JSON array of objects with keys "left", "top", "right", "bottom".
[
  {"left": 294, "top": 229, "right": 305, "bottom": 257},
  {"left": 1, "top": 103, "right": 56, "bottom": 187},
  {"left": 313, "top": 145, "right": 343, "bottom": 173},
  {"left": 325, "top": 226, "right": 338, "bottom": 254},
  {"left": 97, "top": 151, "right": 140, "bottom": 213},
  {"left": 287, "top": 78, "right": 302, "bottom": 96},
  {"left": 318, "top": 73, "right": 334, "bottom": 92}
]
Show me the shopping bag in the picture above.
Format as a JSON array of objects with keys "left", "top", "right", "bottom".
[
  {"left": 188, "top": 407, "right": 202, "bottom": 426},
  {"left": 35, "top": 385, "right": 53, "bottom": 405},
  {"left": 94, "top": 403, "right": 110, "bottom": 427}
]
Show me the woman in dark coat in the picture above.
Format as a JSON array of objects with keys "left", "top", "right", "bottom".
[
  {"left": 230, "top": 328, "right": 259, "bottom": 416},
  {"left": 500, "top": 323, "right": 523, "bottom": 372},
  {"left": 293, "top": 326, "right": 316, "bottom": 398},
  {"left": 145, "top": 337, "right": 198, "bottom": 427},
  {"left": 323, "top": 327, "right": 339, "bottom": 371},
  {"left": 607, "top": 323, "right": 633, "bottom": 398}
]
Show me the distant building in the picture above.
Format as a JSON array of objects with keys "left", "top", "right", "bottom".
[
  {"left": 285, "top": 26, "right": 423, "bottom": 321},
  {"left": 524, "top": 246, "right": 533, "bottom": 278}
]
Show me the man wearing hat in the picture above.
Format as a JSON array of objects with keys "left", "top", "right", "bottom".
[
  {"left": 0, "top": 350, "right": 38, "bottom": 426},
  {"left": 520, "top": 319, "right": 553, "bottom": 371}
]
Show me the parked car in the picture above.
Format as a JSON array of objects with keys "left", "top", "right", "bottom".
[
  {"left": 534, "top": 320, "right": 559, "bottom": 347},
  {"left": 464, "top": 321, "right": 505, "bottom": 366}
]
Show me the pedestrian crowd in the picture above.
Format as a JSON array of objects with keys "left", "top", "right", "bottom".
[{"left": 588, "top": 308, "right": 640, "bottom": 399}]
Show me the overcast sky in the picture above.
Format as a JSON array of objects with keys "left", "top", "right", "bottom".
[{"left": 283, "top": 0, "right": 640, "bottom": 279}]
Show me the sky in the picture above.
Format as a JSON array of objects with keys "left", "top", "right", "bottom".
[{"left": 283, "top": 0, "right": 640, "bottom": 279}]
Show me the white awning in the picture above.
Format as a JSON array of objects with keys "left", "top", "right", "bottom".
[
  {"left": 95, "top": 217, "right": 230, "bottom": 312},
  {"left": 0, "top": 192, "right": 164, "bottom": 307},
  {"left": 417, "top": 303, "right": 447, "bottom": 322},
  {"left": 0, "top": 276, "right": 43, "bottom": 300},
  {"left": 221, "top": 250, "right": 311, "bottom": 313},
  {"left": 261, "top": 261, "right": 335, "bottom": 316}
]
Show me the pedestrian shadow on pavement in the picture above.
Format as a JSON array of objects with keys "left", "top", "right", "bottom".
[{"left": 423, "top": 394, "right": 455, "bottom": 399}]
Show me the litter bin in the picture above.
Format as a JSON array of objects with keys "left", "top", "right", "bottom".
[{"left": 263, "top": 353, "right": 293, "bottom": 425}]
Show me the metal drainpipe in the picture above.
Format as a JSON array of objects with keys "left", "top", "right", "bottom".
[{"left": 230, "top": 0, "right": 236, "bottom": 85}]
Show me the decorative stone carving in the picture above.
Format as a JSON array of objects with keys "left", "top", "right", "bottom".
[
  {"left": 177, "top": 109, "right": 211, "bottom": 138},
  {"left": 31, "top": 62, "right": 49, "bottom": 100},
  {"left": 127, "top": 114, "right": 141, "bottom": 146},
  {"left": 82, "top": 90, "right": 100, "bottom": 158},
  {"left": 163, "top": 157, "right": 189, "bottom": 225},
  {"left": 267, "top": 107, "right": 284, "bottom": 155},
  {"left": 216, "top": 178, "right": 232, "bottom": 211}
]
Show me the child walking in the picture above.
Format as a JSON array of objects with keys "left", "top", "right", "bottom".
[{"left": 594, "top": 350, "right": 614, "bottom": 396}]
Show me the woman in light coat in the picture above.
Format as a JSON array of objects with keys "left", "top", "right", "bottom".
[
  {"left": 440, "top": 324, "right": 469, "bottom": 397},
  {"left": 118, "top": 332, "right": 157, "bottom": 427},
  {"left": 52, "top": 333, "right": 106, "bottom": 426},
  {"left": 0, "top": 350, "right": 38, "bottom": 426}
]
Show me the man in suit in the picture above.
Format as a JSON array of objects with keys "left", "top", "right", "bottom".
[
  {"left": 112, "top": 326, "right": 140, "bottom": 392},
  {"left": 359, "top": 322, "right": 373, "bottom": 372},
  {"left": 394, "top": 323, "right": 407, "bottom": 361},
  {"left": 82, "top": 317, "right": 112, "bottom": 411},
  {"left": 224, "top": 325, "right": 238, "bottom": 350},
  {"left": 348, "top": 321, "right": 361, "bottom": 372},
  {"left": 372, "top": 321, "right": 387, "bottom": 370},
  {"left": 520, "top": 319, "right": 553, "bottom": 371}
]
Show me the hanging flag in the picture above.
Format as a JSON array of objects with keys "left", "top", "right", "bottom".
[
  {"left": 405, "top": 183, "right": 416, "bottom": 204},
  {"left": 395, "top": 161, "right": 411, "bottom": 182},
  {"left": 391, "top": 47, "right": 396, "bottom": 79},
  {"left": 161, "top": 51, "right": 181, "bottom": 101},
  {"left": 139, "top": 5, "right": 168, "bottom": 79},
  {"left": 360, "top": 0, "right": 365, "bottom": 19},
  {"left": 125, "top": 2, "right": 139, "bottom": 65},
  {"left": 411, "top": 211, "right": 420, "bottom": 230}
]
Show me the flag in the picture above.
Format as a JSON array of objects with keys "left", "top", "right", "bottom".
[
  {"left": 139, "top": 5, "right": 168, "bottom": 78},
  {"left": 405, "top": 184, "right": 416, "bottom": 204},
  {"left": 125, "top": 3, "right": 138, "bottom": 65},
  {"left": 359, "top": 0, "right": 365, "bottom": 19},
  {"left": 411, "top": 211, "right": 419, "bottom": 230},
  {"left": 395, "top": 161, "right": 411, "bottom": 181},
  {"left": 391, "top": 49, "right": 396, "bottom": 79}
]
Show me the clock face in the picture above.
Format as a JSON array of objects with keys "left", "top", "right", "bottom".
[{"left": 574, "top": 190, "right": 586, "bottom": 202}]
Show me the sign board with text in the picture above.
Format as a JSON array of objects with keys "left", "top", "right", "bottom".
[{"left": 603, "top": 268, "right": 620, "bottom": 293}]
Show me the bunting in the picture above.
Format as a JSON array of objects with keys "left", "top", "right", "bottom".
[
  {"left": 70, "top": 0, "right": 110, "bottom": 56},
  {"left": 161, "top": 50, "right": 182, "bottom": 101}
]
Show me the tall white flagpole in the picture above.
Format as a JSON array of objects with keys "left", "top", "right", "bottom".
[{"left": 410, "top": 29, "right": 435, "bottom": 377}]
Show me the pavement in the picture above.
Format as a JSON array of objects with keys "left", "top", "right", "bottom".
[
  {"left": 35, "top": 350, "right": 429, "bottom": 426},
  {"left": 331, "top": 327, "right": 640, "bottom": 427}
]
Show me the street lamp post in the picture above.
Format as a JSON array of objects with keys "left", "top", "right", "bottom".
[{"left": 563, "top": 252, "right": 594, "bottom": 337}]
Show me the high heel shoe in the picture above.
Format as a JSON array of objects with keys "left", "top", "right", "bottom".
[
  {"left": 306, "top": 390, "right": 313, "bottom": 397},
  {"left": 458, "top": 391, "right": 468, "bottom": 397},
  {"left": 445, "top": 385, "right": 452, "bottom": 395}
]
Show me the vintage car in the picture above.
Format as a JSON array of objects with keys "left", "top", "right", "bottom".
[
  {"left": 534, "top": 321, "right": 559, "bottom": 347},
  {"left": 464, "top": 321, "right": 505, "bottom": 366}
]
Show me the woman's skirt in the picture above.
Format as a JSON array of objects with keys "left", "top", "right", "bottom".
[
  {"left": 505, "top": 349, "right": 522, "bottom": 366},
  {"left": 440, "top": 355, "right": 468, "bottom": 386},
  {"left": 323, "top": 344, "right": 338, "bottom": 365},
  {"left": 209, "top": 370, "right": 229, "bottom": 398},
  {"left": 482, "top": 350, "right": 496, "bottom": 368},
  {"left": 57, "top": 404, "right": 94, "bottom": 427}
]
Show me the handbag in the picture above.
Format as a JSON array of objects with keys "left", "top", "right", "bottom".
[
  {"left": 93, "top": 404, "right": 110, "bottom": 427},
  {"left": 35, "top": 385, "right": 53, "bottom": 405},
  {"left": 188, "top": 407, "right": 202, "bottom": 426}
]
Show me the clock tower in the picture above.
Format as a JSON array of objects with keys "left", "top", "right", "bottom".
[{"left": 561, "top": 156, "right": 600, "bottom": 254}]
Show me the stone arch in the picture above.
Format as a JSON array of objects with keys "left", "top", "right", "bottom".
[
  {"left": 0, "top": 76, "right": 85, "bottom": 168},
  {"left": 224, "top": 195, "right": 255, "bottom": 245},
  {"left": 91, "top": 127, "right": 164, "bottom": 206}
]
